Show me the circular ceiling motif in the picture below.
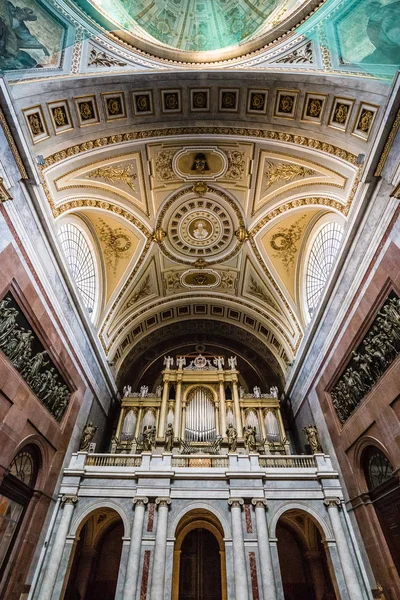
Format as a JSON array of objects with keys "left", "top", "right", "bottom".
[
  {"left": 83, "top": 0, "right": 313, "bottom": 59},
  {"left": 158, "top": 187, "right": 244, "bottom": 265}
]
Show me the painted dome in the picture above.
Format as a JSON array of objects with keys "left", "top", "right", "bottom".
[{"left": 87, "top": 0, "right": 309, "bottom": 54}]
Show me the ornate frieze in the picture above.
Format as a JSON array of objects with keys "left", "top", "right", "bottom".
[
  {"left": 0, "top": 293, "right": 71, "bottom": 421},
  {"left": 330, "top": 292, "right": 400, "bottom": 423}
]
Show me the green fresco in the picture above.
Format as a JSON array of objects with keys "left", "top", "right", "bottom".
[{"left": 90, "top": 0, "right": 283, "bottom": 52}]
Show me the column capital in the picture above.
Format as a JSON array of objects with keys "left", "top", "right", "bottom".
[
  {"left": 61, "top": 495, "right": 78, "bottom": 508},
  {"left": 228, "top": 497, "right": 244, "bottom": 508},
  {"left": 323, "top": 497, "right": 341, "bottom": 509},
  {"left": 133, "top": 496, "right": 149, "bottom": 507},
  {"left": 156, "top": 497, "right": 171, "bottom": 508},
  {"left": 251, "top": 498, "right": 267, "bottom": 509}
]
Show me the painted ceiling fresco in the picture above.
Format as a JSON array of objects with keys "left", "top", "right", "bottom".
[{"left": 87, "top": 0, "right": 302, "bottom": 52}]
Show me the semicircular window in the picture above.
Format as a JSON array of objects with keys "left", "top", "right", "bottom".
[
  {"left": 363, "top": 446, "right": 394, "bottom": 491},
  {"left": 306, "top": 222, "right": 344, "bottom": 317},
  {"left": 57, "top": 223, "right": 97, "bottom": 318}
]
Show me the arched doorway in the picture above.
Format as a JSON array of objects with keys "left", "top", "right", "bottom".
[
  {"left": 172, "top": 509, "right": 227, "bottom": 600},
  {"left": 276, "top": 510, "right": 338, "bottom": 600},
  {"left": 362, "top": 446, "right": 400, "bottom": 576},
  {"left": 63, "top": 508, "right": 123, "bottom": 600}
]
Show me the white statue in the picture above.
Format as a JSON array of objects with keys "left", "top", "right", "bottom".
[
  {"left": 228, "top": 356, "right": 237, "bottom": 370},
  {"left": 156, "top": 385, "right": 163, "bottom": 397},
  {"left": 163, "top": 355, "right": 174, "bottom": 369},
  {"left": 176, "top": 356, "right": 186, "bottom": 369},
  {"left": 253, "top": 386, "right": 261, "bottom": 398},
  {"left": 122, "top": 385, "right": 132, "bottom": 398},
  {"left": 213, "top": 356, "right": 224, "bottom": 370},
  {"left": 140, "top": 385, "right": 148, "bottom": 398},
  {"left": 239, "top": 386, "right": 245, "bottom": 399},
  {"left": 270, "top": 386, "right": 279, "bottom": 398},
  {"left": 192, "top": 220, "right": 209, "bottom": 240}
]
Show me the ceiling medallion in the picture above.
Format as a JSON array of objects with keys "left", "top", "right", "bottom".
[{"left": 158, "top": 187, "right": 243, "bottom": 266}]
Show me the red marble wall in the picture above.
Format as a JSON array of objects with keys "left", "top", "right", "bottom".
[
  {"left": 0, "top": 244, "right": 87, "bottom": 600},
  {"left": 314, "top": 241, "right": 400, "bottom": 600}
]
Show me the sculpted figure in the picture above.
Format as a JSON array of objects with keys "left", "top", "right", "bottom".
[
  {"left": 123, "top": 385, "right": 132, "bottom": 397},
  {"left": 142, "top": 425, "right": 155, "bottom": 452},
  {"left": 156, "top": 384, "right": 163, "bottom": 397},
  {"left": 228, "top": 356, "right": 237, "bottom": 370},
  {"left": 226, "top": 424, "right": 237, "bottom": 452},
  {"left": 253, "top": 386, "right": 261, "bottom": 399},
  {"left": 163, "top": 355, "right": 174, "bottom": 369},
  {"left": 303, "top": 424, "right": 323, "bottom": 454},
  {"left": 80, "top": 422, "right": 97, "bottom": 451},
  {"left": 24, "top": 351, "right": 48, "bottom": 384},
  {"left": 0, "top": 307, "right": 18, "bottom": 344},
  {"left": 213, "top": 356, "right": 224, "bottom": 370},
  {"left": 176, "top": 356, "right": 186, "bottom": 369},
  {"left": 270, "top": 386, "right": 279, "bottom": 398},
  {"left": 239, "top": 386, "right": 245, "bottom": 399},
  {"left": 164, "top": 423, "right": 174, "bottom": 452},
  {"left": 243, "top": 425, "right": 257, "bottom": 452},
  {"left": 140, "top": 385, "right": 148, "bottom": 398}
]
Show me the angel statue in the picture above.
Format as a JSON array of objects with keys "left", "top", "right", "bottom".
[
  {"left": 164, "top": 355, "right": 174, "bottom": 369},
  {"left": 243, "top": 425, "right": 257, "bottom": 453},
  {"left": 303, "top": 424, "right": 323, "bottom": 454},
  {"left": 228, "top": 356, "right": 237, "bottom": 370},
  {"left": 226, "top": 424, "right": 238, "bottom": 452}
]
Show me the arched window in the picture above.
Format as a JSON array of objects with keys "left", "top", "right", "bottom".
[
  {"left": 57, "top": 222, "right": 97, "bottom": 318},
  {"left": 306, "top": 222, "right": 344, "bottom": 317},
  {"left": 363, "top": 446, "right": 394, "bottom": 491},
  {"left": 0, "top": 446, "right": 40, "bottom": 577}
]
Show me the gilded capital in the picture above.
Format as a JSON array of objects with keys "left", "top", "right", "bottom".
[
  {"left": 61, "top": 495, "right": 78, "bottom": 508},
  {"left": 323, "top": 497, "right": 341, "bottom": 509},
  {"left": 133, "top": 496, "right": 149, "bottom": 507},
  {"left": 228, "top": 497, "right": 244, "bottom": 508},
  {"left": 251, "top": 498, "right": 267, "bottom": 509},
  {"left": 156, "top": 497, "right": 171, "bottom": 508}
]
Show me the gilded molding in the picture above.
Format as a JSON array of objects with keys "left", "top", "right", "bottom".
[
  {"left": 374, "top": 108, "right": 400, "bottom": 177},
  {"left": 42, "top": 128, "right": 358, "bottom": 169},
  {"left": 0, "top": 177, "right": 12, "bottom": 202},
  {"left": 0, "top": 108, "right": 28, "bottom": 180}
]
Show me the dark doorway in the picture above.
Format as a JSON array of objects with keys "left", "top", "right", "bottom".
[{"left": 179, "top": 528, "right": 222, "bottom": 600}]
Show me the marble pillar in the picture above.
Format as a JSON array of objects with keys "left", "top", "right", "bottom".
[
  {"left": 252, "top": 499, "right": 276, "bottom": 600},
  {"left": 158, "top": 378, "right": 170, "bottom": 437},
  {"left": 228, "top": 498, "right": 249, "bottom": 600},
  {"left": 122, "top": 497, "right": 148, "bottom": 600},
  {"left": 39, "top": 495, "right": 78, "bottom": 600},
  {"left": 150, "top": 498, "right": 171, "bottom": 600},
  {"left": 324, "top": 498, "right": 364, "bottom": 600},
  {"left": 232, "top": 381, "right": 242, "bottom": 439},
  {"left": 180, "top": 402, "right": 186, "bottom": 440}
]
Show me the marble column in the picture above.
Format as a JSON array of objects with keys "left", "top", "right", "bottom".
[
  {"left": 324, "top": 498, "right": 364, "bottom": 600},
  {"left": 40, "top": 495, "right": 78, "bottom": 600},
  {"left": 232, "top": 381, "right": 243, "bottom": 439},
  {"left": 215, "top": 402, "right": 220, "bottom": 436},
  {"left": 219, "top": 377, "right": 227, "bottom": 436},
  {"left": 122, "top": 497, "right": 148, "bottom": 600},
  {"left": 174, "top": 376, "right": 182, "bottom": 440},
  {"left": 228, "top": 498, "right": 249, "bottom": 600},
  {"left": 158, "top": 377, "right": 170, "bottom": 437},
  {"left": 252, "top": 499, "right": 276, "bottom": 600},
  {"left": 150, "top": 498, "right": 171, "bottom": 600},
  {"left": 180, "top": 402, "right": 186, "bottom": 440}
]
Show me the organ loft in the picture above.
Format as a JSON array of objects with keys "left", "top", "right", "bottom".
[{"left": 113, "top": 354, "right": 287, "bottom": 456}]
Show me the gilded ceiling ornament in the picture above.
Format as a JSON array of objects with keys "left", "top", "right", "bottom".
[
  {"left": 192, "top": 181, "right": 209, "bottom": 196},
  {"left": 0, "top": 177, "right": 12, "bottom": 202},
  {"left": 225, "top": 150, "right": 245, "bottom": 180},
  {"left": 264, "top": 161, "right": 315, "bottom": 190},
  {"left": 155, "top": 150, "right": 176, "bottom": 180},
  {"left": 125, "top": 274, "right": 151, "bottom": 308},
  {"left": 52, "top": 106, "right": 68, "bottom": 127},
  {"left": 87, "top": 164, "right": 137, "bottom": 191},
  {"left": 0, "top": 108, "right": 28, "bottom": 179},
  {"left": 276, "top": 41, "right": 313, "bottom": 64},
  {"left": 269, "top": 215, "right": 307, "bottom": 272},
  {"left": 194, "top": 258, "right": 207, "bottom": 269},
  {"left": 88, "top": 47, "right": 127, "bottom": 67},
  {"left": 153, "top": 228, "right": 166, "bottom": 243},
  {"left": 235, "top": 226, "right": 248, "bottom": 243},
  {"left": 97, "top": 219, "right": 132, "bottom": 275}
]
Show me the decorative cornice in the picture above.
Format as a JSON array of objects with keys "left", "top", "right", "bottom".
[
  {"left": 0, "top": 108, "right": 28, "bottom": 180},
  {"left": 374, "top": 108, "right": 400, "bottom": 177},
  {"left": 42, "top": 128, "right": 358, "bottom": 169}
]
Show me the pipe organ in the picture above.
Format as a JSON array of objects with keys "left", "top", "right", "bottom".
[{"left": 114, "top": 354, "right": 288, "bottom": 454}]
